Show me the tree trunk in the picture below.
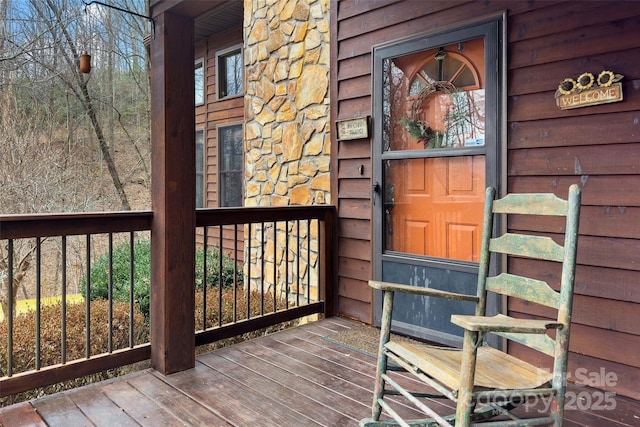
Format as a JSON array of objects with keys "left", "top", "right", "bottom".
[
  {"left": 82, "top": 80, "right": 132, "bottom": 211},
  {"left": 40, "top": 0, "right": 131, "bottom": 210}
]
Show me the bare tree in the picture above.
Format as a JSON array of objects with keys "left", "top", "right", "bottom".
[
  {"left": 0, "top": 0, "right": 151, "bottom": 318},
  {"left": 0, "top": 81, "right": 102, "bottom": 317}
]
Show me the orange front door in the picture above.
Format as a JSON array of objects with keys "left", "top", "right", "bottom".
[{"left": 386, "top": 156, "right": 485, "bottom": 262}]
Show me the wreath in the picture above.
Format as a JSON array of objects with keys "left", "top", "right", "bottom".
[{"left": 400, "top": 81, "right": 457, "bottom": 148}]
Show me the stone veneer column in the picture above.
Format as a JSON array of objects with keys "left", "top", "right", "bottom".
[{"left": 243, "top": 0, "right": 330, "bottom": 302}]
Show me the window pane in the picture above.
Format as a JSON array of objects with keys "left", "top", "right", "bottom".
[
  {"left": 222, "top": 172, "right": 243, "bottom": 207},
  {"left": 219, "top": 124, "right": 243, "bottom": 207},
  {"left": 195, "top": 130, "right": 205, "bottom": 208},
  {"left": 219, "top": 50, "right": 243, "bottom": 98},
  {"left": 195, "top": 61, "right": 204, "bottom": 105}
]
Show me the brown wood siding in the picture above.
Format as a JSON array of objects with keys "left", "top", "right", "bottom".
[
  {"left": 332, "top": 0, "right": 640, "bottom": 399},
  {"left": 196, "top": 26, "right": 244, "bottom": 258}
]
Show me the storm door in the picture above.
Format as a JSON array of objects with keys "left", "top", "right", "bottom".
[{"left": 372, "top": 19, "right": 504, "bottom": 346}]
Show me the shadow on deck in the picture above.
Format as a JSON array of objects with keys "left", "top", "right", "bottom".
[{"left": 0, "top": 317, "right": 638, "bottom": 426}]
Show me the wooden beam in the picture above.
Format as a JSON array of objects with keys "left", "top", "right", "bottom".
[{"left": 150, "top": 10, "right": 196, "bottom": 374}]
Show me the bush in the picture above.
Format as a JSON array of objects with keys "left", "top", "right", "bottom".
[
  {"left": 81, "top": 240, "right": 243, "bottom": 320},
  {"left": 0, "top": 288, "right": 298, "bottom": 406},
  {"left": 0, "top": 299, "right": 148, "bottom": 406},
  {"left": 195, "top": 243, "right": 243, "bottom": 290},
  {"left": 81, "top": 240, "right": 151, "bottom": 321}
]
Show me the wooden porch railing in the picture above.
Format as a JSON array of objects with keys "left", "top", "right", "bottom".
[{"left": 0, "top": 205, "right": 335, "bottom": 398}]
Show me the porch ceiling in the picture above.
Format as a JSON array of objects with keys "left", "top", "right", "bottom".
[
  {"left": 150, "top": 0, "right": 243, "bottom": 41},
  {"left": 195, "top": 1, "right": 243, "bottom": 41}
]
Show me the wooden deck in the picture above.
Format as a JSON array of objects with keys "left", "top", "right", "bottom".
[{"left": 1, "top": 317, "right": 638, "bottom": 426}]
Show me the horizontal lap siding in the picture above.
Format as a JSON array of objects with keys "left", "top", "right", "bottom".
[
  {"left": 196, "top": 28, "right": 244, "bottom": 258},
  {"left": 331, "top": 0, "right": 549, "bottom": 328},
  {"left": 506, "top": 1, "right": 640, "bottom": 400},
  {"left": 333, "top": 0, "right": 640, "bottom": 398},
  {"left": 198, "top": 26, "right": 243, "bottom": 210}
]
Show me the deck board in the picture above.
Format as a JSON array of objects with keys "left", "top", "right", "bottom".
[
  {"left": 125, "top": 373, "right": 233, "bottom": 426},
  {"left": 200, "top": 351, "right": 356, "bottom": 426},
  {"left": 0, "top": 318, "right": 638, "bottom": 426}
]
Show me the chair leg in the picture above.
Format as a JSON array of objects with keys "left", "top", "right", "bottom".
[
  {"left": 372, "top": 290, "right": 394, "bottom": 420},
  {"left": 455, "top": 330, "right": 479, "bottom": 427},
  {"left": 549, "top": 393, "right": 564, "bottom": 427}
]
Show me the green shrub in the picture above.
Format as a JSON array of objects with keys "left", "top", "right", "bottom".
[
  {"left": 81, "top": 240, "right": 152, "bottom": 320},
  {"left": 81, "top": 240, "right": 243, "bottom": 320},
  {"left": 195, "top": 244, "right": 243, "bottom": 290}
]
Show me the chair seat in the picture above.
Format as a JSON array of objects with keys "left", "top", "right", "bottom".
[{"left": 385, "top": 341, "right": 553, "bottom": 391}]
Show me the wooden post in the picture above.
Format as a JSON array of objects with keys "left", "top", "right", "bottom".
[{"left": 150, "top": 11, "right": 195, "bottom": 374}]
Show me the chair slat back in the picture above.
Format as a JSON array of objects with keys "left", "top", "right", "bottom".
[
  {"left": 489, "top": 234, "right": 564, "bottom": 262},
  {"left": 486, "top": 274, "right": 560, "bottom": 308},
  {"left": 496, "top": 329, "right": 557, "bottom": 356},
  {"left": 480, "top": 185, "right": 581, "bottom": 359},
  {"left": 492, "top": 193, "right": 569, "bottom": 216}
]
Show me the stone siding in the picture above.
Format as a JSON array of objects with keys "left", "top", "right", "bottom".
[{"left": 243, "top": 0, "right": 330, "bottom": 301}]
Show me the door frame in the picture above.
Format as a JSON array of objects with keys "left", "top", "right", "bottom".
[{"left": 371, "top": 13, "right": 507, "bottom": 345}]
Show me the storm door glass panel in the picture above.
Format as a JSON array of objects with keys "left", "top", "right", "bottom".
[
  {"left": 383, "top": 38, "right": 485, "bottom": 151},
  {"left": 219, "top": 124, "right": 243, "bottom": 207},
  {"left": 381, "top": 37, "right": 486, "bottom": 261}
]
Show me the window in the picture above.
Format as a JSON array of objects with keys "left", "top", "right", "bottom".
[
  {"left": 195, "top": 59, "right": 204, "bottom": 105},
  {"left": 196, "top": 129, "right": 205, "bottom": 208},
  {"left": 218, "top": 124, "right": 243, "bottom": 207},
  {"left": 217, "top": 45, "right": 243, "bottom": 99}
]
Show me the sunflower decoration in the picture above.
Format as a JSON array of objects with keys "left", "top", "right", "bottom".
[
  {"left": 558, "top": 78, "right": 576, "bottom": 95},
  {"left": 597, "top": 70, "right": 623, "bottom": 87},
  {"left": 555, "top": 70, "right": 624, "bottom": 99},
  {"left": 576, "top": 72, "right": 595, "bottom": 91}
]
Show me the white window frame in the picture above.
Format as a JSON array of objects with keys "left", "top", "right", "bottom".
[
  {"left": 216, "top": 44, "right": 243, "bottom": 100},
  {"left": 195, "top": 57, "right": 205, "bottom": 106}
]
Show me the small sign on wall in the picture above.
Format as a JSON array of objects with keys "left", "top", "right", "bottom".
[
  {"left": 336, "top": 117, "right": 369, "bottom": 141},
  {"left": 555, "top": 71, "right": 623, "bottom": 110}
]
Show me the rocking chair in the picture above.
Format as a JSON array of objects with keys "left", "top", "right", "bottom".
[{"left": 361, "top": 185, "right": 581, "bottom": 427}]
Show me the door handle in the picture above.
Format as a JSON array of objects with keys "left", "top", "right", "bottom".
[{"left": 372, "top": 182, "right": 381, "bottom": 205}]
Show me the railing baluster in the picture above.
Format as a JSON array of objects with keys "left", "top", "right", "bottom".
[
  {"left": 61, "top": 236, "right": 67, "bottom": 364},
  {"left": 108, "top": 233, "right": 113, "bottom": 353},
  {"left": 296, "top": 220, "right": 300, "bottom": 307},
  {"left": 317, "top": 219, "right": 321, "bottom": 304},
  {"left": 36, "top": 237, "right": 42, "bottom": 370},
  {"left": 218, "top": 225, "right": 223, "bottom": 327},
  {"left": 285, "top": 220, "right": 289, "bottom": 310},
  {"left": 307, "top": 218, "right": 311, "bottom": 303},
  {"left": 272, "top": 221, "right": 277, "bottom": 311},
  {"left": 233, "top": 223, "right": 238, "bottom": 323},
  {"left": 203, "top": 226, "right": 208, "bottom": 330},
  {"left": 260, "top": 221, "right": 265, "bottom": 315},
  {"left": 7, "top": 240, "right": 14, "bottom": 377},
  {"left": 129, "top": 232, "right": 135, "bottom": 348},
  {"left": 85, "top": 234, "right": 91, "bottom": 359},
  {"left": 247, "top": 224, "right": 252, "bottom": 320}
]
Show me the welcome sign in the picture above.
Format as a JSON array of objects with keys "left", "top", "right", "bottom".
[
  {"left": 555, "top": 71, "right": 623, "bottom": 110},
  {"left": 556, "top": 82, "right": 623, "bottom": 110}
]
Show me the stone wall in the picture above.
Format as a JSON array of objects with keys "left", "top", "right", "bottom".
[{"left": 243, "top": 0, "right": 330, "bottom": 301}]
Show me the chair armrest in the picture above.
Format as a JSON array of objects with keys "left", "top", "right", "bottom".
[
  {"left": 369, "top": 280, "right": 479, "bottom": 302},
  {"left": 450, "top": 314, "right": 563, "bottom": 333}
]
